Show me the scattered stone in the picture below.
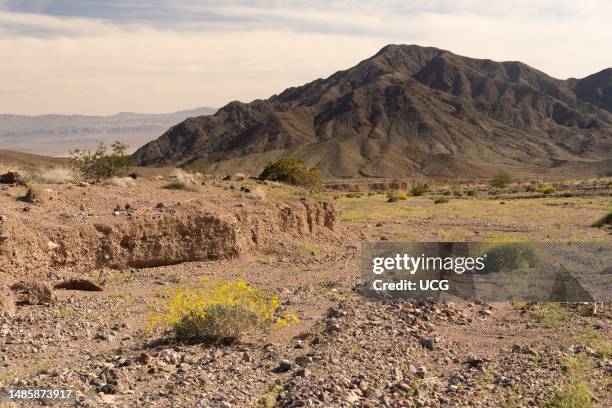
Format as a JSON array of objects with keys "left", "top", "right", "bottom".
[{"left": 12, "top": 282, "right": 55, "bottom": 305}]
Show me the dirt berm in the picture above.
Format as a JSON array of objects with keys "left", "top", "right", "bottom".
[{"left": 0, "top": 197, "right": 339, "bottom": 275}]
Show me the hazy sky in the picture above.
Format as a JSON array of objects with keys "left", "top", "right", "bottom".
[{"left": 1, "top": 0, "right": 611, "bottom": 115}]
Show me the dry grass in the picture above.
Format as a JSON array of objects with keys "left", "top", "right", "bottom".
[
  {"left": 247, "top": 187, "right": 267, "bottom": 201},
  {"left": 37, "top": 167, "right": 79, "bottom": 184},
  {"left": 106, "top": 176, "right": 136, "bottom": 188},
  {"left": 163, "top": 169, "right": 199, "bottom": 191}
]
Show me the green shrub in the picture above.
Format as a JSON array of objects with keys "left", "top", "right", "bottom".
[
  {"left": 533, "top": 303, "right": 568, "bottom": 328},
  {"left": 386, "top": 192, "right": 408, "bottom": 202},
  {"left": 433, "top": 196, "right": 449, "bottom": 204},
  {"left": 591, "top": 211, "right": 612, "bottom": 228},
  {"left": 70, "top": 142, "right": 130, "bottom": 179},
  {"left": 482, "top": 243, "right": 541, "bottom": 274},
  {"left": 259, "top": 157, "right": 321, "bottom": 188},
  {"left": 490, "top": 172, "right": 513, "bottom": 188},
  {"left": 184, "top": 161, "right": 208, "bottom": 175},
  {"left": 546, "top": 382, "right": 593, "bottom": 408},
  {"left": 541, "top": 184, "right": 556, "bottom": 194},
  {"left": 410, "top": 182, "right": 429, "bottom": 196},
  {"left": 545, "top": 354, "right": 593, "bottom": 408}
]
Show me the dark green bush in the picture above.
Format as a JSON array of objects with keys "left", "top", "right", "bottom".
[
  {"left": 482, "top": 243, "right": 541, "bottom": 274},
  {"left": 410, "top": 182, "right": 429, "bottom": 196},
  {"left": 70, "top": 142, "right": 130, "bottom": 179},
  {"left": 490, "top": 172, "right": 513, "bottom": 188},
  {"left": 259, "top": 157, "right": 321, "bottom": 188}
]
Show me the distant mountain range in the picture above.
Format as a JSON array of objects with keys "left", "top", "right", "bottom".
[
  {"left": 0, "top": 107, "right": 216, "bottom": 156},
  {"left": 132, "top": 45, "right": 612, "bottom": 178}
]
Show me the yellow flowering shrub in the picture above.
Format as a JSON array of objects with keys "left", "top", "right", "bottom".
[{"left": 148, "top": 279, "right": 298, "bottom": 343}]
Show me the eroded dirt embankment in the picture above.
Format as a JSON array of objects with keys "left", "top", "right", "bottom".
[{"left": 0, "top": 198, "right": 339, "bottom": 274}]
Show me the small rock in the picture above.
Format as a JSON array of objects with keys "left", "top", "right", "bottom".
[{"left": 274, "top": 359, "right": 293, "bottom": 373}]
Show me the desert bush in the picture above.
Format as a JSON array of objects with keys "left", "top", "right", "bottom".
[
  {"left": 466, "top": 189, "right": 477, "bottom": 197},
  {"left": 541, "top": 184, "right": 556, "bottom": 194},
  {"left": 386, "top": 192, "right": 408, "bottom": 202},
  {"left": 70, "top": 142, "right": 130, "bottom": 179},
  {"left": 37, "top": 167, "right": 79, "bottom": 184},
  {"left": 163, "top": 169, "right": 199, "bottom": 192},
  {"left": 481, "top": 243, "right": 541, "bottom": 274},
  {"left": 433, "top": 196, "right": 449, "bottom": 204},
  {"left": 533, "top": 303, "right": 568, "bottom": 328},
  {"left": 259, "top": 157, "right": 321, "bottom": 188},
  {"left": 148, "top": 279, "right": 297, "bottom": 344},
  {"left": 410, "top": 182, "right": 429, "bottom": 196},
  {"left": 453, "top": 190, "right": 463, "bottom": 197},
  {"left": 591, "top": 211, "right": 612, "bottom": 228},
  {"left": 183, "top": 162, "right": 208, "bottom": 176},
  {"left": 545, "top": 353, "right": 593, "bottom": 408},
  {"left": 490, "top": 172, "right": 513, "bottom": 188}
]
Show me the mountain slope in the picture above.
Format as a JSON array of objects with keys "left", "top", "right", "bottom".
[
  {"left": 131, "top": 45, "right": 612, "bottom": 178},
  {"left": 0, "top": 107, "right": 216, "bottom": 156}
]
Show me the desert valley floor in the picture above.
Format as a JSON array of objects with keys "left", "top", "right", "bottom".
[{"left": 0, "top": 171, "right": 611, "bottom": 407}]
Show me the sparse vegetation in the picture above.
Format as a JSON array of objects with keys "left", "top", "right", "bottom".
[
  {"left": 482, "top": 243, "right": 541, "bottom": 274},
  {"left": 533, "top": 303, "right": 568, "bottom": 328},
  {"left": 148, "top": 279, "right": 297, "bottom": 343},
  {"left": 70, "top": 141, "right": 130, "bottom": 179},
  {"left": 545, "top": 353, "right": 594, "bottom": 408},
  {"left": 37, "top": 167, "right": 79, "bottom": 184},
  {"left": 433, "top": 196, "right": 449, "bottom": 204},
  {"left": 466, "top": 189, "right": 477, "bottom": 197},
  {"left": 490, "top": 172, "right": 513, "bottom": 188},
  {"left": 410, "top": 182, "right": 429, "bottom": 196},
  {"left": 541, "top": 184, "right": 557, "bottom": 194},
  {"left": 259, "top": 157, "right": 321, "bottom": 188},
  {"left": 163, "top": 169, "right": 199, "bottom": 191},
  {"left": 106, "top": 176, "right": 136, "bottom": 188}
]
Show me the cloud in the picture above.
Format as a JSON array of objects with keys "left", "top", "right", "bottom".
[{"left": 0, "top": 1, "right": 610, "bottom": 115}]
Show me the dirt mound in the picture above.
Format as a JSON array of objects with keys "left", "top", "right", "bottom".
[{"left": 0, "top": 194, "right": 339, "bottom": 275}]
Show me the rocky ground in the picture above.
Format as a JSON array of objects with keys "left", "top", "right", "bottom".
[{"left": 0, "top": 173, "right": 611, "bottom": 407}]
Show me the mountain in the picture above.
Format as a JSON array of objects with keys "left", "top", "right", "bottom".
[
  {"left": 131, "top": 45, "right": 612, "bottom": 178},
  {"left": 0, "top": 107, "right": 216, "bottom": 156}
]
